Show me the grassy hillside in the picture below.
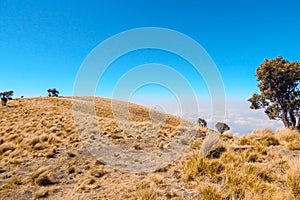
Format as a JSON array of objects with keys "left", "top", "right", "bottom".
[{"left": 0, "top": 97, "right": 299, "bottom": 199}]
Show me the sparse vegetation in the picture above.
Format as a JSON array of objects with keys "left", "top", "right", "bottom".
[
  {"left": 286, "top": 160, "right": 300, "bottom": 199},
  {"left": 1, "top": 97, "right": 300, "bottom": 199}
]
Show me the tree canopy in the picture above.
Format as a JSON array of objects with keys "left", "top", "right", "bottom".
[{"left": 248, "top": 56, "right": 300, "bottom": 129}]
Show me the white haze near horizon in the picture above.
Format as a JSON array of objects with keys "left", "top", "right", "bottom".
[{"left": 129, "top": 96, "right": 283, "bottom": 136}]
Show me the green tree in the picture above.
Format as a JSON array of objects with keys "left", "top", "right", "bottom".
[{"left": 248, "top": 56, "right": 300, "bottom": 129}]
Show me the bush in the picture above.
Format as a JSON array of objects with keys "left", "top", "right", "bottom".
[
  {"left": 47, "top": 88, "right": 59, "bottom": 97},
  {"left": 198, "top": 118, "right": 207, "bottom": 127},
  {"left": 215, "top": 122, "right": 230, "bottom": 134},
  {"left": 0, "top": 90, "right": 13, "bottom": 106}
]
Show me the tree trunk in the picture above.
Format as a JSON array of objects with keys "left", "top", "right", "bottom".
[
  {"left": 281, "top": 109, "right": 290, "bottom": 128},
  {"left": 296, "top": 116, "right": 300, "bottom": 130},
  {"left": 289, "top": 111, "right": 297, "bottom": 128}
]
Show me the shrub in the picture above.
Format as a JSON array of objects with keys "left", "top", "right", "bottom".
[
  {"left": 288, "top": 140, "right": 300, "bottom": 150},
  {"left": 183, "top": 154, "right": 200, "bottom": 181},
  {"left": 240, "top": 136, "right": 252, "bottom": 145},
  {"left": 197, "top": 118, "right": 207, "bottom": 127},
  {"left": 134, "top": 182, "right": 159, "bottom": 200},
  {"left": 0, "top": 90, "right": 13, "bottom": 106},
  {"left": 215, "top": 122, "right": 230, "bottom": 134},
  {"left": 286, "top": 161, "right": 300, "bottom": 199},
  {"left": 47, "top": 88, "right": 59, "bottom": 97},
  {"left": 199, "top": 185, "right": 222, "bottom": 200}
]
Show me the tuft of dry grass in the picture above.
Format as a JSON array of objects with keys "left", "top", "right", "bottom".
[
  {"left": 183, "top": 154, "right": 200, "bottom": 181},
  {"left": 275, "top": 128, "right": 300, "bottom": 143},
  {"left": 287, "top": 140, "right": 300, "bottom": 150},
  {"left": 134, "top": 181, "right": 159, "bottom": 200},
  {"left": 286, "top": 160, "right": 300, "bottom": 199},
  {"left": 199, "top": 184, "right": 221, "bottom": 200}
]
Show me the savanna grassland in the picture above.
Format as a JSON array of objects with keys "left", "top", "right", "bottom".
[{"left": 0, "top": 97, "right": 300, "bottom": 199}]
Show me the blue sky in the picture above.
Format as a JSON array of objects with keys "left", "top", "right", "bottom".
[{"left": 1, "top": 0, "right": 299, "bottom": 134}]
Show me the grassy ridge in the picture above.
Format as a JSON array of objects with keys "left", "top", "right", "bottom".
[{"left": 0, "top": 97, "right": 299, "bottom": 199}]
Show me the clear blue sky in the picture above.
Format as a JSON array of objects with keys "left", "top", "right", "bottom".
[
  {"left": 1, "top": 0, "right": 300, "bottom": 133},
  {"left": 1, "top": 0, "right": 299, "bottom": 98}
]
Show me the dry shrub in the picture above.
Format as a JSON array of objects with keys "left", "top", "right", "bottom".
[
  {"left": 199, "top": 184, "right": 221, "bottom": 200},
  {"left": 286, "top": 160, "right": 300, "bottom": 199},
  {"left": 200, "top": 159, "right": 224, "bottom": 179},
  {"left": 134, "top": 181, "right": 159, "bottom": 200},
  {"left": 183, "top": 154, "right": 200, "bottom": 181},
  {"left": 222, "top": 163, "right": 278, "bottom": 199},
  {"left": 287, "top": 140, "right": 300, "bottom": 150},
  {"left": 220, "top": 150, "right": 241, "bottom": 164},
  {"left": 261, "top": 134, "right": 279, "bottom": 146},
  {"left": 276, "top": 128, "right": 300, "bottom": 143},
  {"left": 250, "top": 129, "right": 279, "bottom": 146},
  {"left": 221, "top": 132, "right": 235, "bottom": 141},
  {"left": 183, "top": 154, "right": 224, "bottom": 182},
  {"left": 149, "top": 174, "right": 164, "bottom": 185}
]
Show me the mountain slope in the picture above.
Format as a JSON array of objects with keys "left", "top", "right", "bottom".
[{"left": 0, "top": 97, "right": 300, "bottom": 200}]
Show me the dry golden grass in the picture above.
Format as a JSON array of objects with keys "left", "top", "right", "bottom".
[
  {"left": 182, "top": 128, "right": 300, "bottom": 199},
  {"left": 1, "top": 97, "right": 300, "bottom": 199},
  {"left": 286, "top": 159, "right": 300, "bottom": 199}
]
